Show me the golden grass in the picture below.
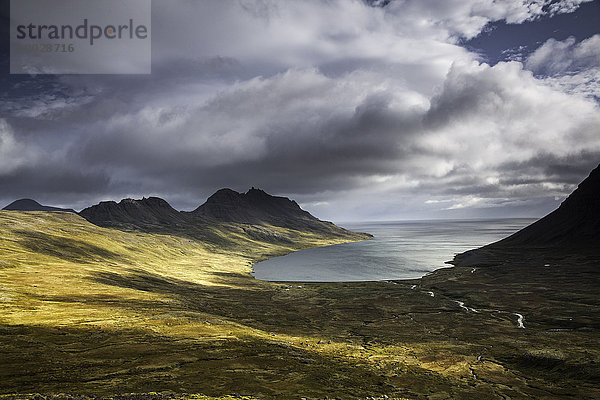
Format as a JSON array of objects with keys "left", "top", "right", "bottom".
[
  {"left": 1, "top": 211, "right": 400, "bottom": 398},
  {"left": 0, "top": 211, "right": 361, "bottom": 330},
  {"left": 1, "top": 211, "right": 598, "bottom": 399}
]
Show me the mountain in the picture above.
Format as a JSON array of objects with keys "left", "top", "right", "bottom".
[
  {"left": 79, "top": 197, "right": 188, "bottom": 228},
  {"left": 453, "top": 163, "right": 600, "bottom": 265},
  {"left": 495, "top": 163, "right": 600, "bottom": 249},
  {"left": 2, "top": 198, "right": 75, "bottom": 213},
  {"left": 79, "top": 188, "right": 370, "bottom": 243},
  {"left": 190, "top": 187, "right": 342, "bottom": 233}
]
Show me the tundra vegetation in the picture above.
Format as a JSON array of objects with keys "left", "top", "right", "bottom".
[{"left": 1, "top": 180, "right": 599, "bottom": 399}]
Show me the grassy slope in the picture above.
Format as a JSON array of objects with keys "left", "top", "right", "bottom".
[
  {"left": 1, "top": 211, "right": 599, "bottom": 399},
  {"left": 0, "top": 211, "right": 364, "bottom": 328}
]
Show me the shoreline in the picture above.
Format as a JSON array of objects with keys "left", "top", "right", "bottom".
[{"left": 250, "top": 218, "right": 536, "bottom": 284}]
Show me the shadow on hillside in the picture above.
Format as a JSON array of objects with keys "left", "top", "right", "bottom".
[
  {"left": 89, "top": 269, "right": 321, "bottom": 335},
  {"left": 15, "top": 230, "right": 128, "bottom": 264},
  {"left": 84, "top": 269, "right": 458, "bottom": 345},
  {"left": 0, "top": 323, "right": 402, "bottom": 398}
]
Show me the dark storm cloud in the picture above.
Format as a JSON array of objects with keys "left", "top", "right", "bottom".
[
  {"left": 71, "top": 71, "right": 424, "bottom": 196},
  {"left": 1, "top": 0, "right": 599, "bottom": 219},
  {"left": 499, "top": 150, "right": 600, "bottom": 184},
  {"left": 0, "top": 165, "right": 111, "bottom": 209},
  {"left": 0, "top": 165, "right": 109, "bottom": 194}
]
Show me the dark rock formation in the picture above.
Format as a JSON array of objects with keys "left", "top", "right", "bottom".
[
  {"left": 190, "top": 187, "right": 339, "bottom": 233},
  {"left": 79, "top": 197, "right": 187, "bottom": 228},
  {"left": 3, "top": 199, "right": 75, "bottom": 213}
]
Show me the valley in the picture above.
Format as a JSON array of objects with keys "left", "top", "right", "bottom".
[{"left": 1, "top": 177, "right": 599, "bottom": 399}]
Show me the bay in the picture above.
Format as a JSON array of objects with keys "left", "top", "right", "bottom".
[{"left": 252, "top": 218, "right": 535, "bottom": 282}]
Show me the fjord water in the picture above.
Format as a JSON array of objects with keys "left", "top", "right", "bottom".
[{"left": 253, "top": 219, "right": 535, "bottom": 282}]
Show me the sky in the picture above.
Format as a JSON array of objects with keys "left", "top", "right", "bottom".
[{"left": 1, "top": 0, "right": 599, "bottom": 222}]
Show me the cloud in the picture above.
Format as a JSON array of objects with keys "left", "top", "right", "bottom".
[
  {"left": 69, "top": 68, "right": 428, "bottom": 196},
  {"left": 422, "top": 61, "right": 600, "bottom": 185},
  {"left": 0, "top": 119, "right": 25, "bottom": 174},
  {"left": 524, "top": 34, "right": 600, "bottom": 101},
  {"left": 546, "top": 0, "right": 593, "bottom": 16},
  {"left": 1, "top": 0, "right": 597, "bottom": 220},
  {"left": 149, "top": 0, "right": 591, "bottom": 73},
  {"left": 526, "top": 34, "right": 600, "bottom": 76},
  {"left": 381, "top": 0, "right": 592, "bottom": 40},
  {"left": 7, "top": 58, "right": 593, "bottom": 218}
]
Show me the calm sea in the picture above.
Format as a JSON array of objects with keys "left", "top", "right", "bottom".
[{"left": 252, "top": 219, "right": 535, "bottom": 282}]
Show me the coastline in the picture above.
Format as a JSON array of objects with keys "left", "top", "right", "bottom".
[{"left": 251, "top": 218, "right": 533, "bottom": 283}]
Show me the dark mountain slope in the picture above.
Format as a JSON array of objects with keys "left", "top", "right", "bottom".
[
  {"left": 494, "top": 163, "right": 600, "bottom": 248},
  {"left": 453, "top": 163, "right": 600, "bottom": 266},
  {"left": 190, "top": 187, "right": 342, "bottom": 233},
  {"left": 3, "top": 198, "right": 75, "bottom": 213}
]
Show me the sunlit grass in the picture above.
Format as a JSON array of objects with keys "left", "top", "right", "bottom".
[
  {"left": 1, "top": 211, "right": 598, "bottom": 399},
  {"left": 1, "top": 211, "right": 404, "bottom": 398},
  {"left": 0, "top": 211, "right": 362, "bottom": 330}
]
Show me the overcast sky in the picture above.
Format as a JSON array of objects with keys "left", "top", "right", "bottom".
[{"left": 1, "top": 0, "right": 599, "bottom": 222}]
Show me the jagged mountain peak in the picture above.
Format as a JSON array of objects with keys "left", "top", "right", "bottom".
[
  {"left": 192, "top": 187, "right": 311, "bottom": 226},
  {"left": 79, "top": 195, "right": 184, "bottom": 227},
  {"left": 118, "top": 196, "right": 175, "bottom": 209},
  {"left": 245, "top": 187, "right": 268, "bottom": 196}
]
